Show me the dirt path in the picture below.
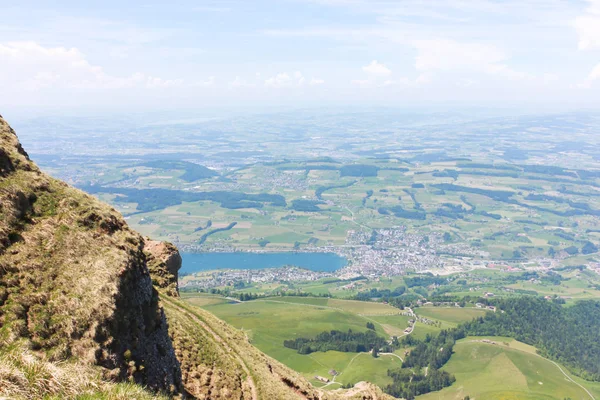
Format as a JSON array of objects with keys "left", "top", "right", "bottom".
[
  {"left": 380, "top": 353, "right": 404, "bottom": 362},
  {"left": 253, "top": 299, "right": 344, "bottom": 312},
  {"left": 163, "top": 297, "right": 259, "bottom": 400}
]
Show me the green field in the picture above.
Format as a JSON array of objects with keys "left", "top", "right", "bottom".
[
  {"left": 191, "top": 295, "right": 410, "bottom": 388},
  {"left": 80, "top": 152, "right": 600, "bottom": 266},
  {"left": 416, "top": 307, "right": 488, "bottom": 326},
  {"left": 418, "top": 338, "right": 596, "bottom": 400}
]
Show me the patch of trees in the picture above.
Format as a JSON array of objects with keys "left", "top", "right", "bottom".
[
  {"left": 381, "top": 167, "right": 409, "bottom": 172},
  {"left": 555, "top": 231, "right": 576, "bottom": 241},
  {"left": 432, "top": 169, "right": 459, "bottom": 179},
  {"left": 137, "top": 160, "right": 219, "bottom": 181},
  {"left": 582, "top": 241, "right": 598, "bottom": 254},
  {"left": 315, "top": 180, "right": 356, "bottom": 199},
  {"left": 504, "top": 271, "right": 565, "bottom": 285},
  {"left": 404, "top": 274, "right": 448, "bottom": 288},
  {"left": 290, "top": 199, "right": 325, "bottom": 212},
  {"left": 194, "top": 220, "right": 212, "bottom": 232},
  {"left": 564, "top": 245, "right": 579, "bottom": 255},
  {"left": 525, "top": 193, "right": 594, "bottom": 212},
  {"left": 403, "top": 189, "right": 422, "bottom": 209},
  {"left": 353, "top": 286, "right": 406, "bottom": 301},
  {"left": 366, "top": 322, "right": 375, "bottom": 330},
  {"left": 460, "top": 195, "right": 476, "bottom": 211},
  {"left": 82, "top": 186, "right": 286, "bottom": 212},
  {"left": 456, "top": 162, "right": 521, "bottom": 171},
  {"left": 340, "top": 164, "right": 380, "bottom": 177},
  {"left": 198, "top": 222, "right": 237, "bottom": 245},
  {"left": 283, "top": 329, "right": 389, "bottom": 354},
  {"left": 277, "top": 165, "right": 338, "bottom": 172},
  {"left": 385, "top": 329, "right": 464, "bottom": 399},
  {"left": 434, "top": 203, "right": 468, "bottom": 220},
  {"left": 520, "top": 164, "right": 577, "bottom": 178},
  {"left": 306, "top": 156, "right": 339, "bottom": 164},
  {"left": 385, "top": 367, "right": 455, "bottom": 400},
  {"left": 462, "top": 297, "right": 600, "bottom": 381},
  {"left": 362, "top": 190, "right": 374, "bottom": 206},
  {"left": 379, "top": 206, "right": 426, "bottom": 220},
  {"left": 460, "top": 169, "right": 521, "bottom": 178},
  {"left": 430, "top": 184, "right": 514, "bottom": 201},
  {"left": 503, "top": 148, "right": 528, "bottom": 160},
  {"left": 515, "top": 219, "right": 547, "bottom": 226},
  {"left": 477, "top": 211, "right": 502, "bottom": 220},
  {"left": 410, "top": 152, "right": 470, "bottom": 163}
]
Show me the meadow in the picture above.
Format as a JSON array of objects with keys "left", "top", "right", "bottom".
[
  {"left": 417, "top": 338, "right": 597, "bottom": 400},
  {"left": 76, "top": 154, "right": 600, "bottom": 267},
  {"left": 191, "top": 295, "right": 410, "bottom": 389},
  {"left": 184, "top": 293, "right": 600, "bottom": 398}
]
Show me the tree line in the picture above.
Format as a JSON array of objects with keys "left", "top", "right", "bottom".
[{"left": 283, "top": 329, "right": 390, "bottom": 355}]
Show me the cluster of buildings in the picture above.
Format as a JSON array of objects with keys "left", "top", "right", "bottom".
[
  {"left": 180, "top": 266, "right": 332, "bottom": 289},
  {"left": 338, "top": 228, "right": 485, "bottom": 277}
]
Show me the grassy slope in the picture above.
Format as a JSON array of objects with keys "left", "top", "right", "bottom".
[
  {"left": 0, "top": 116, "right": 181, "bottom": 397},
  {"left": 196, "top": 296, "right": 410, "bottom": 390},
  {"left": 163, "top": 293, "right": 395, "bottom": 399},
  {"left": 418, "top": 338, "right": 596, "bottom": 400},
  {"left": 416, "top": 307, "right": 488, "bottom": 325}
]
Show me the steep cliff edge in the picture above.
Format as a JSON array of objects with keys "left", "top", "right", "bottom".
[
  {"left": 0, "top": 115, "right": 394, "bottom": 400},
  {"left": 0, "top": 115, "right": 181, "bottom": 397}
]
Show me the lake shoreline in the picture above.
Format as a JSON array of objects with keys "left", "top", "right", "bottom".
[{"left": 180, "top": 251, "right": 348, "bottom": 274}]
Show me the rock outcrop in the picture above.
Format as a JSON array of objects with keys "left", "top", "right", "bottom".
[
  {"left": 0, "top": 115, "right": 181, "bottom": 394},
  {"left": 145, "top": 240, "right": 182, "bottom": 297}
]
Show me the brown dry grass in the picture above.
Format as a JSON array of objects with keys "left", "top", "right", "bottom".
[{"left": 0, "top": 343, "right": 165, "bottom": 400}]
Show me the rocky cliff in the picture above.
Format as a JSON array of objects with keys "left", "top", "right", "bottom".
[{"left": 0, "top": 115, "right": 181, "bottom": 396}]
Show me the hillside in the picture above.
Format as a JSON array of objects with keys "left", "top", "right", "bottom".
[{"left": 0, "top": 115, "right": 393, "bottom": 400}]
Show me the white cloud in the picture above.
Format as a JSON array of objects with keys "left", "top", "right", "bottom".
[
  {"left": 229, "top": 76, "right": 255, "bottom": 88},
  {"left": 589, "top": 62, "right": 600, "bottom": 80},
  {"left": 352, "top": 60, "right": 395, "bottom": 87},
  {"left": 265, "top": 72, "right": 292, "bottom": 87},
  {"left": 0, "top": 41, "right": 182, "bottom": 92},
  {"left": 572, "top": 62, "right": 600, "bottom": 89},
  {"left": 362, "top": 60, "right": 391, "bottom": 76},
  {"left": 265, "top": 71, "right": 310, "bottom": 88},
  {"left": 310, "top": 78, "right": 325, "bottom": 85},
  {"left": 354, "top": 73, "right": 429, "bottom": 88},
  {"left": 193, "top": 76, "right": 215, "bottom": 87},
  {"left": 574, "top": 0, "right": 600, "bottom": 50},
  {"left": 351, "top": 79, "right": 371, "bottom": 87},
  {"left": 414, "top": 39, "right": 505, "bottom": 71},
  {"left": 414, "top": 38, "right": 530, "bottom": 80}
]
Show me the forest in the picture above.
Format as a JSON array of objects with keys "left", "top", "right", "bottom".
[
  {"left": 137, "top": 160, "right": 219, "bottom": 181},
  {"left": 290, "top": 199, "right": 325, "bottom": 212},
  {"left": 283, "top": 329, "right": 389, "bottom": 354},
  {"left": 82, "top": 186, "right": 287, "bottom": 212},
  {"left": 384, "top": 329, "right": 464, "bottom": 399},
  {"left": 462, "top": 297, "right": 600, "bottom": 380}
]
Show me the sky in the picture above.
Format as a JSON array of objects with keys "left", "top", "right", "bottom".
[{"left": 1, "top": 0, "right": 600, "bottom": 113}]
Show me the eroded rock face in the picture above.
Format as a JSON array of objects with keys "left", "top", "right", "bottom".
[
  {"left": 145, "top": 240, "right": 182, "bottom": 297},
  {"left": 0, "top": 115, "right": 182, "bottom": 394}
]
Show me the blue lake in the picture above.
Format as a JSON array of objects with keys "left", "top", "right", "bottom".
[{"left": 180, "top": 252, "right": 347, "bottom": 273}]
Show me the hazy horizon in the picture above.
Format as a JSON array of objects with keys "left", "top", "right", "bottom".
[{"left": 1, "top": 0, "right": 600, "bottom": 113}]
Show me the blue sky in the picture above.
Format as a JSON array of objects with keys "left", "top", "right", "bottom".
[{"left": 1, "top": 0, "right": 599, "bottom": 112}]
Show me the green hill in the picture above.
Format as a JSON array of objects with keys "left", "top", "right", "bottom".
[{"left": 417, "top": 338, "right": 596, "bottom": 400}]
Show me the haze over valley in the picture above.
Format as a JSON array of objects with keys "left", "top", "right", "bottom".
[{"left": 2, "top": 1, "right": 600, "bottom": 399}]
